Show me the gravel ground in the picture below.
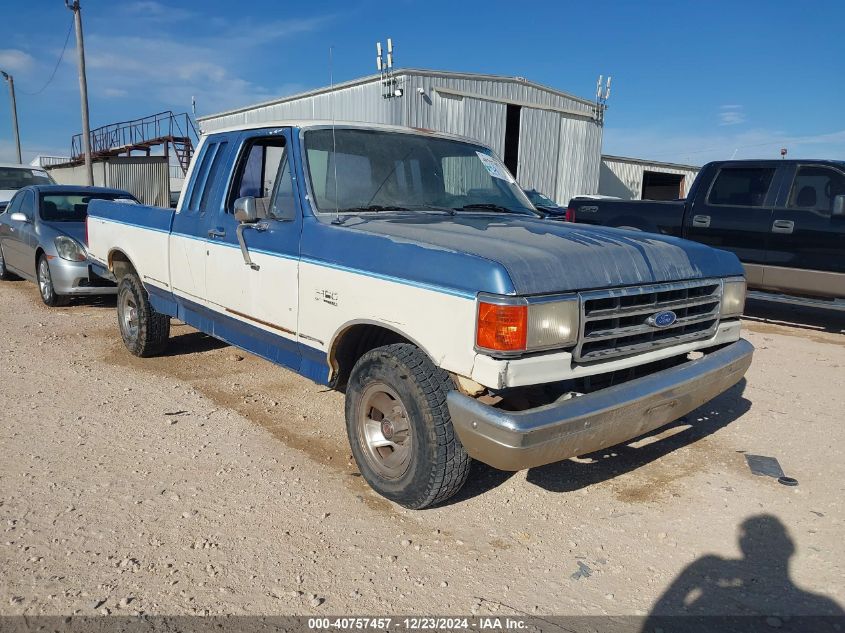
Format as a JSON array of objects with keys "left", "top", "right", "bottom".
[{"left": 0, "top": 280, "right": 843, "bottom": 618}]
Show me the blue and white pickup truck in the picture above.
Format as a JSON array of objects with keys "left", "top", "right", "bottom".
[{"left": 87, "top": 121, "right": 753, "bottom": 509}]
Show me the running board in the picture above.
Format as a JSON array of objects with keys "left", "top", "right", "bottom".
[{"left": 746, "top": 290, "right": 845, "bottom": 312}]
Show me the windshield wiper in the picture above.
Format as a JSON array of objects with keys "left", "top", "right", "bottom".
[
  {"left": 454, "top": 203, "right": 536, "bottom": 216},
  {"left": 405, "top": 204, "right": 456, "bottom": 215},
  {"left": 335, "top": 204, "right": 410, "bottom": 213}
]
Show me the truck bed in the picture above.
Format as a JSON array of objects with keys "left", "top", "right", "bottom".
[{"left": 567, "top": 197, "right": 686, "bottom": 236}]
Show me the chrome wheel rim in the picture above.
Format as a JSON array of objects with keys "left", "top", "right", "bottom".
[
  {"left": 357, "top": 382, "right": 413, "bottom": 480},
  {"left": 38, "top": 259, "right": 53, "bottom": 302},
  {"left": 119, "top": 291, "right": 139, "bottom": 341}
]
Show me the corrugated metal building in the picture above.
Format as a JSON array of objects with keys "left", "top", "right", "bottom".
[
  {"left": 46, "top": 156, "right": 170, "bottom": 207},
  {"left": 599, "top": 155, "right": 700, "bottom": 201},
  {"left": 198, "top": 69, "right": 604, "bottom": 205}
]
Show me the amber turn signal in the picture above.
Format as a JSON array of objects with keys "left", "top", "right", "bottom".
[{"left": 476, "top": 302, "right": 528, "bottom": 352}]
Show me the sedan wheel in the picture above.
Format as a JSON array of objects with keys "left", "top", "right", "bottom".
[
  {"left": 37, "top": 256, "right": 69, "bottom": 307},
  {"left": 0, "top": 246, "right": 9, "bottom": 280}
]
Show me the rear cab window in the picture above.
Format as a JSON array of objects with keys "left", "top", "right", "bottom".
[
  {"left": 707, "top": 167, "right": 776, "bottom": 207},
  {"left": 185, "top": 140, "right": 229, "bottom": 214}
]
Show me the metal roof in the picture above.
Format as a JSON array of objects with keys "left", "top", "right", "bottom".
[
  {"left": 197, "top": 68, "right": 596, "bottom": 123},
  {"left": 601, "top": 154, "right": 701, "bottom": 171}
]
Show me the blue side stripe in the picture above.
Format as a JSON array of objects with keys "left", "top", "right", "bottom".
[
  {"left": 146, "top": 283, "right": 331, "bottom": 386},
  {"left": 95, "top": 216, "right": 477, "bottom": 299}
]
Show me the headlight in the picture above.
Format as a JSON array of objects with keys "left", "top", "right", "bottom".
[
  {"left": 721, "top": 278, "right": 746, "bottom": 318},
  {"left": 476, "top": 295, "right": 579, "bottom": 354},
  {"left": 54, "top": 236, "right": 87, "bottom": 262}
]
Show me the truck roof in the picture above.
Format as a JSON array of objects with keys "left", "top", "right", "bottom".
[
  {"left": 707, "top": 158, "right": 845, "bottom": 168},
  {"left": 202, "top": 120, "right": 491, "bottom": 149},
  {"left": 20, "top": 184, "right": 132, "bottom": 196},
  {"left": 0, "top": 163, "right": 48, "bottom": 170}
]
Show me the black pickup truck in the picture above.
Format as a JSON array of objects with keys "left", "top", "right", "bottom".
[{"left": 567, "top": 160, "right": 845, "bottom": 307}]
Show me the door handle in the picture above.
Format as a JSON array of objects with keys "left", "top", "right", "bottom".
[
  {"left": 208, "top": 228, "right": 226, "bottom": 238},
  {"left": 692, "top": 214, "right": 711, "bottom": 228},
  {"left": 771, "top": 219, "right": 794, "bottom": 234}
]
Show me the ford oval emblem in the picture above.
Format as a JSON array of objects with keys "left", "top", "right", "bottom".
[{"left": 648, "top": 310, "right": 677, "bottom": 328}]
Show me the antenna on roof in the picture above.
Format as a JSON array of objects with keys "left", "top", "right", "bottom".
[
  {"left": 376, "top": 37, "right": 403, "bottom": 99},
  {"left": 330, "top": 45, "right": 341, "bottom": 225},
  {"left": 595, "top": 74, "right": 611, "bottom": 126}
]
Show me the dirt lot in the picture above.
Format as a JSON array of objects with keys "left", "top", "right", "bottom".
[{"left": 1, "top": 280, "right": 843, "bottom": 619}]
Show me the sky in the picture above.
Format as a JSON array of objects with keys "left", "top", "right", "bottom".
[{"left": 1, "top": 0, "right": 843, "bottom": 167}]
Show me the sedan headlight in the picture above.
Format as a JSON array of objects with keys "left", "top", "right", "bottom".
[
  {"left": 476, "top": 295, "right": 579, "bottom": 354},
  {"left": 54, "top": 236, "right": 87, "bottom": 262},
  {"left": 721, "top": 278, "right": 747, "bottom": 318}
]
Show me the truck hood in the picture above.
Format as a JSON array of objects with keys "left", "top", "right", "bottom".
[{"left": 346, "top": 214, "right": 744, "bottom": 295}]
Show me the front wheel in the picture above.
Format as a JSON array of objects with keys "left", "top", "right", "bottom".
[
  {"left": 0, "top": 245, "right": 16, "bottom": 281},
  {"left": 117, "top": 273, "right": 170, "bottom": 357},
  {"left": 38, "top": 255, "right": 69, "bottom": 307},
  {"left": 345, "top": 343, "right": 471, "bottom": 509}
]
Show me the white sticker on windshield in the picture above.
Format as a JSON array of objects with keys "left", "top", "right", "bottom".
[{"left": 476, "top": 152, "right": 514, "bottom": 183}]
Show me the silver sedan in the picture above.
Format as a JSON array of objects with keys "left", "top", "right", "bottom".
[{"left": 0, "top": 185, "right": 137, "bottom": 306}]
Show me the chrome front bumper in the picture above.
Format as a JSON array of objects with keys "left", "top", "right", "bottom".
[{"left": 447, "top": 338, "right": 754, "bottom": 471}]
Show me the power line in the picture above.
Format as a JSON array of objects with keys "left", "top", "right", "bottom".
[{"left": 19, "top": 18, "right": 74, "bottom": 96}]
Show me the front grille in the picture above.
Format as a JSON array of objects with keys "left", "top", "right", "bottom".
[{"left": 573, "top": 279, "right": 722, "bottom": 363}]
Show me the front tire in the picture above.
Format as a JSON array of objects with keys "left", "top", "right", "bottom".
[
  {"left": 117, "top": 273, "right": 170, "bottom": 357},
  {"left": 37, "top": 255, "right": 69, "bottom": 307},
  {"left": 345, "top": 343, "right": 471, "bottom": 509},
  {"left": 0, "top": 245, "right": 15, "bottom": 281}
]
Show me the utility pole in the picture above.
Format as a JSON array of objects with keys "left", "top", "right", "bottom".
[
  {"left": 66, "top": 0, "right": 93, "bottom": 185},
  {"left": 0, "top": 71, "right": 21, "bottom": 163}
]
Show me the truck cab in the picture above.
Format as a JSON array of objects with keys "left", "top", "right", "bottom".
[{"left": 87, "top": 121, "right": 753, "bottom": 509}]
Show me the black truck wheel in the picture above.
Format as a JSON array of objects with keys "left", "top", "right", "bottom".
[
  {"left": 345, "top": 343, "right": 471, "bottom": 509},
  {"left": 117, "top": 273, "right": 170, "bottom": 357}
]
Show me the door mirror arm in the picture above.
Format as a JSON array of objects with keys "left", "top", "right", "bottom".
[{"left": 235, "top": 220, "right": 269, "bottom": 271}]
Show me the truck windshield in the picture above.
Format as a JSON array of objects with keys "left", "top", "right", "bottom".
[
  {"left": 40, "top": 193, "right": 137, "bottom": 222},
  {"left": 303, "top": 128, "right": 537, "bottom": 216},
  {"left": 0, "top": 167, "right": 53, "bottom": 189}
]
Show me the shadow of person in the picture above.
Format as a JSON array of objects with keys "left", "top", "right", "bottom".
[{"left": 642, "top": 515, "right": 843, "bottom": 631}]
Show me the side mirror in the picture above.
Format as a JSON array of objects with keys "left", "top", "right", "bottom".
[
  {"left": 9, "top": 212, "right": 28, "bottom": 223},
  {"left": 234, "top": 196, "right": 258, "bottom": 223},
  {"left": 832, "top": 194, "right": 845, "bottom": 218}
]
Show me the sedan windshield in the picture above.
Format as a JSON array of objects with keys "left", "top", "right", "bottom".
[
  {"left": 304, "top": 128, "right": 537, "bottom": 216},
  {"left": 0, "top": 167, "right": 53, "bottom": 189},
  {"left": 525, "top": 190, "right": 557, "bottom": 207},
  {"left": 40, "top": 193, "right": 136, "bottom": 222}
]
